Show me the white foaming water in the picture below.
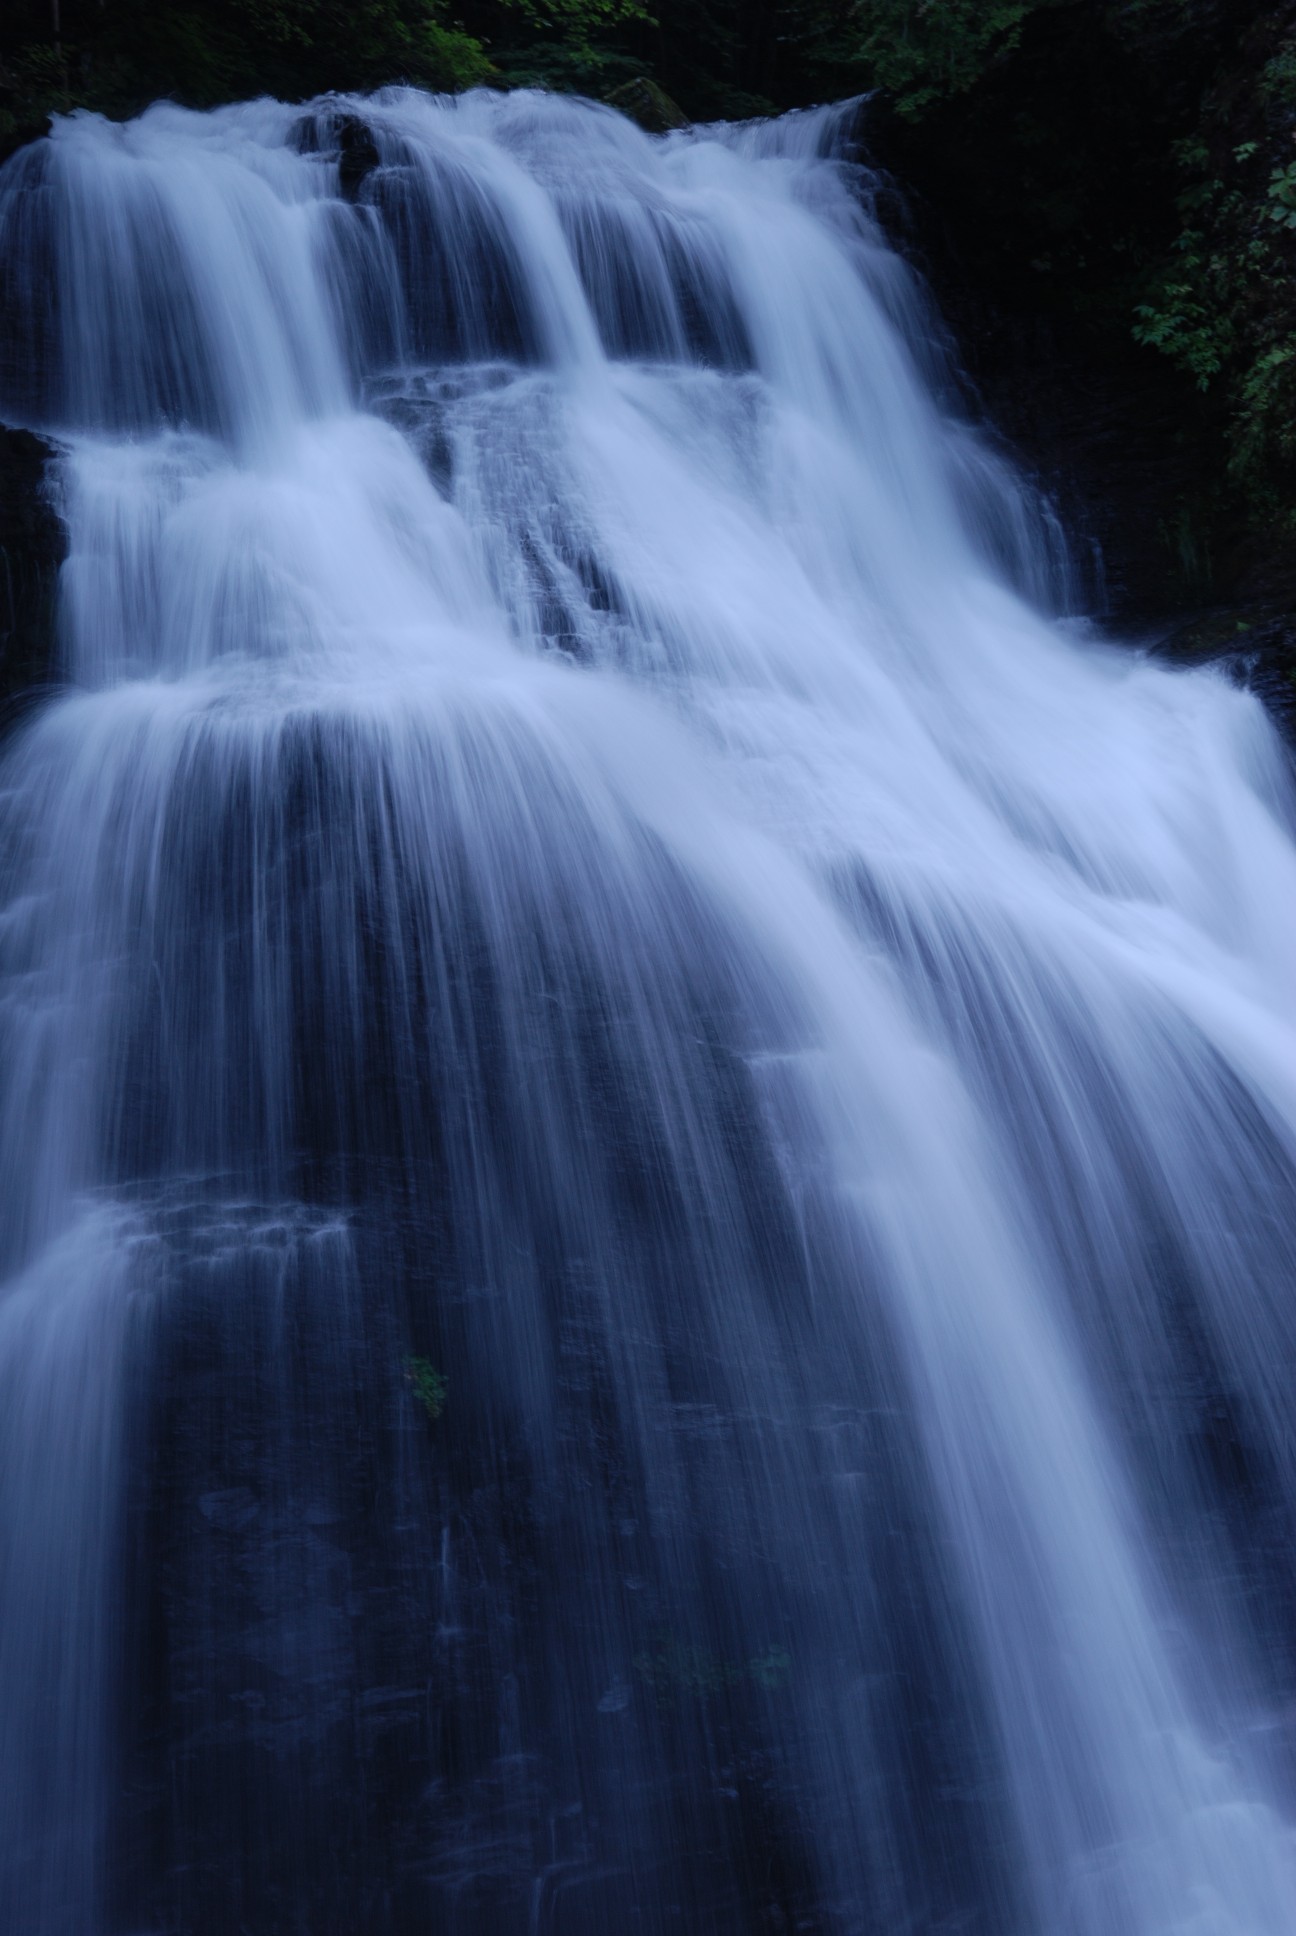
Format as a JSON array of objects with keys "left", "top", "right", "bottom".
[{"left": 1, "top": 87, "right": 1296, "bottom": 1935}]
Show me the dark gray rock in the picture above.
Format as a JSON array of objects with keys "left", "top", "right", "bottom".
[
  {"left": 290, "top": 106, "right": 381, "bottom": 201},
  {"left": 337, "top": 114, "right": 382, "bottom": 203},
  {"left": 0, "top": 423, "right": 64, "bottom": 728}
]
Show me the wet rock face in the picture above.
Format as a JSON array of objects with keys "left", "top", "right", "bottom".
[
  {"left": 1154, "top": 604, "right": 1296, "bottom": 740},
  {"left": 0, "top": 424, "right": 63, "bottom": 724}
]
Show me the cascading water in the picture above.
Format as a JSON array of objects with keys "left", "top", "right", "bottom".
[{"left": 1, "top": 84, "right": 1295, "bottom": 1936}]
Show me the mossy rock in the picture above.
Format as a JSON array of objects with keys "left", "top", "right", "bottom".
[{"left": 604, "top": 78, "right": 688, "bottom": 134}]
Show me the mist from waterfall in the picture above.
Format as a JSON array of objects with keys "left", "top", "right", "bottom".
[{"left": 2, "top": 86, "right": 1296, "bottom": 1935}]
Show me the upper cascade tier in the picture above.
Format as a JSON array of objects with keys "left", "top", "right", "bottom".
[{"left": 0, "top": 88, "right": 1070, "bottom": 613}]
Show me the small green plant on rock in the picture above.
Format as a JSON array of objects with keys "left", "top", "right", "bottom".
[{"left": 406, "top": 1355, "right": 448, "bottom": 1422}]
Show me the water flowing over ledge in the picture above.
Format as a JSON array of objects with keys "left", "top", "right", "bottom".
[{"left": 2, "top": 86, "right": 1296, "bottom": 1936}]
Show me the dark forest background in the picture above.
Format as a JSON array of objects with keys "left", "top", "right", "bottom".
[{"left": 4, "top": 2, "right": 1296, "bottom": 636}]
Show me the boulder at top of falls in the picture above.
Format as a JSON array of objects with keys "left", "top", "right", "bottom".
[{"left": 604, "top": 79, "right": 688, "bottom": 134}]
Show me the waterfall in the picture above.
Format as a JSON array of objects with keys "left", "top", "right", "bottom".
[{"left": 2, "top": 86, "right": 1296, "bottom": 1935}]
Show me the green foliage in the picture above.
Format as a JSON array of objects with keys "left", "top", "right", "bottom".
[
  {"left": 1260, "top": 41, "right": 1296, "bottom": 104},
  {"left": 499, "top": 0, "right": 650, "bottom": 30},
  {"left": 486, "top": 0, "right": 652, "bottom": 93},
  {"left": 642, "top": 0, "right": 1080, "bottom": 123},
  {"left": 842, "top": 0, "right": 1056, "bottom": 118},
  {"left": 1132, "top": 229, "right": 1236, "bottom": 389},
  {"left": 1266, "top": 160, "right": 1296, "bottom": 227},
  {"left": 406, "top": 1355, "right": 448, "bottom": 1422},
  {"left": 1127, "top": 23, "right": 1296, "bottom": 535}
]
